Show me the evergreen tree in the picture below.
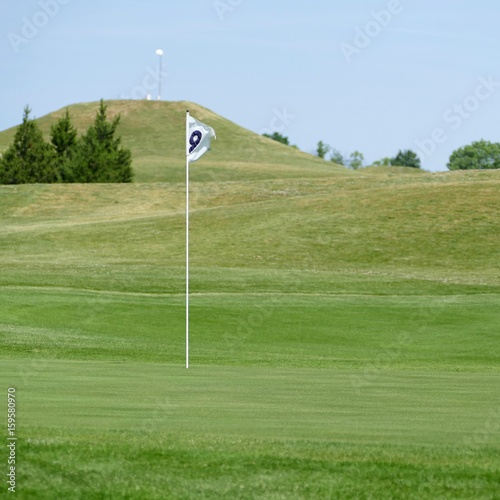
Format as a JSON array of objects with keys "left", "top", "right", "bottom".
[
  {"left": 0, "top": 106, "right": 56, "bottom": 184},
  {"left": 51, "top": 109, "right": 77, "bottom": 155},
  {"left": 50, "top": 109, "right": 78, "bottom": 181},
  {"left": 71, "top": 100, "right": 133, "bottom": 182}
]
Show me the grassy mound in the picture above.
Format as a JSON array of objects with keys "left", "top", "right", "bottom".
[{"left": 0, "top": 100, "right": 347, "bottom": 182}]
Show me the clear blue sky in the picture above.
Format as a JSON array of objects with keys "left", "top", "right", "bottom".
[{"left": 1, "top": 0, "right": 499, "bottom": 171}]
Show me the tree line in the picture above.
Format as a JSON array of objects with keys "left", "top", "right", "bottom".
[
  {"left": 315, "top": 144, "right": 421, "bottom": 170},
  {"left": 315, "top": 140, "right": 500, "bottom": 171},
  {"left": 263, "top": 132, "right": 500, "bottom": 170},
  {"left": 0, "top": 100, "right": 133, "bottom": 184}
]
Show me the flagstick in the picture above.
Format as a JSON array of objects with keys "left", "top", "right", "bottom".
[
  {"left": 186, "top": 110, "right": 190, "bottom": 369},
  {"left": 185, "top": 111, "right": 215, "bottom": 369}
]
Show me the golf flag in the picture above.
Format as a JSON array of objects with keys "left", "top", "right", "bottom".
[
  {"left": 185, "top": 111, "right": 216, "bottom": 369},
  {"left": 186, "top": 113, "right": 216, "bottom": 163}
]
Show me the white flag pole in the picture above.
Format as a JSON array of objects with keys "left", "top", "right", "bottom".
[
  {"left": 185, "top": 111, "right": 215, "bottom": 368},
  {"left": 186, "top": 110, "right": 190, "bottom": 369}
]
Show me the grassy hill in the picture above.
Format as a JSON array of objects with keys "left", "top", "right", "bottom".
[
  {"left": 0, "top": 102, "right": 499, "bottom": 497},
  {"left": 1, "top": 171, "right": 498, "bottom": 295},
  {"left": 0, "top": 100, "right": 348, "bottom": 182}
]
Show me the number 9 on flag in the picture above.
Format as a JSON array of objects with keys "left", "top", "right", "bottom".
[{"left": 186, "top": 112, "right": 216, "bottom": 163}]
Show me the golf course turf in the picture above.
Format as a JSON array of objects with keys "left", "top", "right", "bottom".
[{"left": 0, "top": 102, "right": 499, "bottom": 498}]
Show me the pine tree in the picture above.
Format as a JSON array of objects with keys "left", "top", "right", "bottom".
[
  {"left": 0, "top": 106, "right": 57, "bottom": 184},
  {"left": 71, "top": 100, "right": 133, "bottom": 183},
  {"left": 51, "top": 109, "right": 77, "bottom": 156},
  {"left": 50, "top": 109, "right": 78, "bottom": 181}
]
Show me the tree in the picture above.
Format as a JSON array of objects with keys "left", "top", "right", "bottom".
[
  {"left": 316, "top": 141, "right": 330, "bottom": 159},
  {"left": 447, "top": 140, "right": 500, "bottom": 170},
  {"left": 372, "top": 157, "right": 393, "bottom": 167},
  {"left": 263, "top": 131, "right": 290, "bottom": 146},
  {"left": 51, "top": 109, "right": 77, "bottom": 156},
  {"left": 71, "top": 100, "right": 133, "bottom": 182},
  {"left": 348, "top": 151, "right": 364, "bottom": 170},
  {"left": 0, "top": 106, "right": 57, "bottom": 184},
  {"left": 330, "top": 149, "right": 344, "bottom": 165},
  {"left": 50, "top": 109, "right": 78, "bottom": 181},
  {"left": 1, "top": 101, "right": 134, "bottom": 184},
  {"left": 391, "top": 149, "right": 421, "bottom": 168}
]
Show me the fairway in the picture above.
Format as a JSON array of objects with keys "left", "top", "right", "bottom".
[{"left": 1, "top": 122, "right": 500, "bottom": 497}]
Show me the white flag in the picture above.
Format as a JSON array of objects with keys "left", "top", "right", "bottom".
[{"left": 186, "top": 113, "right": 216, "bottom": 163}]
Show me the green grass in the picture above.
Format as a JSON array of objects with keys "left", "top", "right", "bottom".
[
  {"left": 0, "top": 145, "right": 500, "bottom": 496},
  {"left": 1, "top": 288, "right": 499, "bottom": 371},
  {"left": 15, "top": 427, "right": 500, "bottom": 499},
  {"left": 2, "top": 358, "right": 499, "bottom": 498}
]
